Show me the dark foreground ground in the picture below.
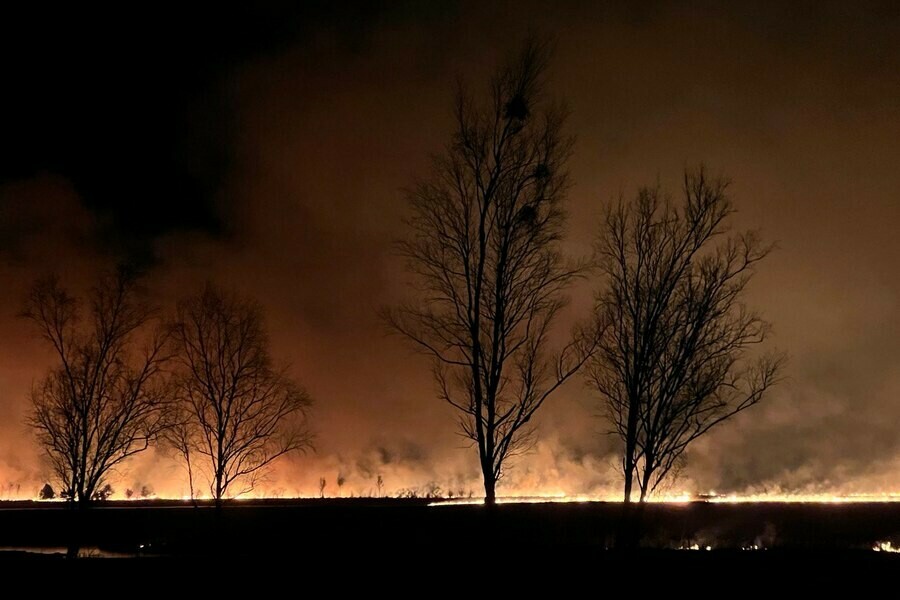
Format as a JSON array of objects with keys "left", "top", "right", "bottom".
[{"left": 1, "top": 499, "right": 899, "bottom": 579}]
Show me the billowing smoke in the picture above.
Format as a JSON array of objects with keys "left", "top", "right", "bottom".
[{"left": 0, "top": 2, "right": 899, "bottom": 500}]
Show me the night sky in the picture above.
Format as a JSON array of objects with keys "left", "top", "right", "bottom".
[{"left": 0, "top": 1, "right": 898, "bottom": 498}]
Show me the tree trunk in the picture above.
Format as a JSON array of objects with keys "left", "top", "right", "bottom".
[
  {"left": 622, "top": 386, "right": 640, "bottom": 504},
  {"left": 215, "top": 469, "right": 224, "bottom": 512},
  {"left": 482, "top": 468, "right": 496, "bottom": 506},
  {"left": 185, "top": 449, "right": 197, "bottom": 509},
  {"left": 623, "top": 465, "right": 634, "bottom": 504},
  {"left": 639, "top": 467, "right": 652, "bottom": 503}
]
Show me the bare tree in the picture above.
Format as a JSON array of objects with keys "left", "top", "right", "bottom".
[
  {"left": 319, "top": 477, "right": 326, "bottom": 499},
  {"left": 23, "top": 270, "right": 169, "bottom": 506},
  {"left": 589, "top": 168, "right": 784, "bottom": 502},
  {"left": 387, "top": 37, "right": 595, "bottom": 505},
  {"left": 170, "top": 283, "right": 313, "bottom": 508}
]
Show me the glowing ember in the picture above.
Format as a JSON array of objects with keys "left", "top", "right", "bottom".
[
  {"left": 678, "top": 544, "right": 712, "bottom": 551},
  {"left": 430, "top": 495, "right": 594, "bottom": 507},
  {"left": 873, "top": 541, "right": 900, "bottom": 553},
  {"left": 705, "top": 493, "right": 900, "bottom": 504}
]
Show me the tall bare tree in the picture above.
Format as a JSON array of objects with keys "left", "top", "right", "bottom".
[
  {"left": 589, "top": 168, "right": 784, "bottom": 502},
  {"left": 388, "top": 38, "right": 595, "bottom": 505},
  {"left": 170, "top": 284, "right": 312, "bottom": 507},
  {"left": 23, "top": 269, "right": 169, "bottom": 506}
]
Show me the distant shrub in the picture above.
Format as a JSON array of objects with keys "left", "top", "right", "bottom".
[
  {"left": 424, "top": 482, "right": 443, "bottom": 498},
  {"left": 396, "top": 488, "right": 419, "bottom": 499},
  {"left": 38, "top": 483, "right": 55, "bottom": 500},
  {"left": 92, "top": 484, "right": 114, "bottom": 501}
]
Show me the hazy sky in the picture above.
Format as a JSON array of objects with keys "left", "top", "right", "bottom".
[{"left": 0, "top": 1, "right": 898, "bottom": 498}]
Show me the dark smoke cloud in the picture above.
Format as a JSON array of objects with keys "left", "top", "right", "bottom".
[{"left": 0, "top": 1, "right": 898, "bottom": 498}]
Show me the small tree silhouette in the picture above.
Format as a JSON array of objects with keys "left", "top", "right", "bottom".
[
  {"left": 38, "top": 483, "right": 55, "bottom": 500},
  {"left": 319, "top": 477, "right": 326, "bottom": 499},
  {"left": 337, "top": 474, "right": 345, "bottom": 497},
  {"left": 376, "top": 475, "right": 384, "bottom": 498},
  {"left": 425, "top": 482, "right": 443, "bottom": 499},
  {"left": 92, "top": 484, "right": 114, "bottom": 502}
]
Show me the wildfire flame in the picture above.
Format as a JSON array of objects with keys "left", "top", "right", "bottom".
[
  {"left": 21, "top": 488, "right": 900, "bottom": 505},
  {"left": 428, "top": 492, "right": 900, "bottom": 507},
  {"left": 873, "top": 541, "right": 900, "bottom": 553}
]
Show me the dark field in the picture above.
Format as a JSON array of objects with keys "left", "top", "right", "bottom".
[
  {"left": 2, "top": 502, "right": 899, "bottom": 591},
  {"left": 2, "top": 499, "right": 900, "bottom": 564}
]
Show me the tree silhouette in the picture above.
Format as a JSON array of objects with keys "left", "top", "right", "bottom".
[
  {"left": 23, "top": 270, "right": 169, "bottom": 506},
  {"left": 170, "top": 283, "right": 313, "bottom": 508},
  {"left": 91, "top": 483, "right": 114, "bottom": 502},
  {"left": 38, "top": 483, "right": 55, "bottom": 500},
  {"left": 589, "top": 168, "right": 784, "bottom": 502},
  {"left": 387, "top": 37, "right": 595, "bottom": 505}
]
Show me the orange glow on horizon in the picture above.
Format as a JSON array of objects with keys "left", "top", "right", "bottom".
[
  {"left": 427, "top": 492, "right": 900, "bottom": 507},
  {"left": 14, "top": 488, "right": 900, "bottom": 505}
]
